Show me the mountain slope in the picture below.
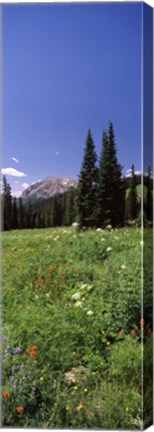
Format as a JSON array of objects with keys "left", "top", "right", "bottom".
[{"left": 22, "top": 176, "right": 77, "bottom": 204}]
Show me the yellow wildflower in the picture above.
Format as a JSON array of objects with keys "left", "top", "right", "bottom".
[
  {"left": 76, "top": 403, "right": 83, "bottom": 412},
  {"left": 125, "top": 406, "right": 129, "bottom": 412}
]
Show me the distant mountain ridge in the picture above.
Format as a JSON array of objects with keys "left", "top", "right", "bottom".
[{"left": 21, "top": 176, "right": 77, "bottom": 204}]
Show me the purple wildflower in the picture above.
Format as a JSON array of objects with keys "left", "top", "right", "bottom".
[
  {"left": 20, "top": 363, "right": 24, "bottom": 370},
  {"left": 10, "top": 376, "right": 14, "bottom": 385},
  {"left": 13, "top": 347, "right": 21, "bottom": 354}
]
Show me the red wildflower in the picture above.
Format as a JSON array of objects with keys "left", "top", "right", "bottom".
[
  {"left": 118, "top": 330, "right": 123, "bottom": 335},
  {"left": 2, "top": 390, "right": 10, "bottom": 399},
  {"left": 16, "top": 406, "right": 24, "bottom": 413}
]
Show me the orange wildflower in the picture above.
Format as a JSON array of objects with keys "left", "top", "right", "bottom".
[
  {"left": 25, "top": 345, "right": 38, "bottom": 357},
  {"left": 30, "top": 345, "right": 37, "bottom": 351},
  {"left": 16, "top": 406, "right": 24, "bottom": 413},
  {"left": 118, "top": 330, "right": 123, "bottom": 335},
  {"left": 30, "top": 350, "right": 37, "bottom": 357},
  {"left": 2, "top": 391, "right": 10, "bottom": 399},
  {"left": 22, "top": 353, "right": 27, "bottom": 359},
  {"left": 38, "top": 279, "right": 44, "bottom": 285}
]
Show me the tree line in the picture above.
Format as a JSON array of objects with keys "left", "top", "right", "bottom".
[{"left": 2, "top": 122, "right": 153, "bottom": 231}]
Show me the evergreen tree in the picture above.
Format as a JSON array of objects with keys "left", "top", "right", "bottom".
[
  {"left": 12, "top": 197, "right": 18, "bottom": 229},
  {"left": 19, "top": 197, "right": 24, "bottom": 229},
  {"left": 2, "top": 175, "right": 12, "bottom": 230},
  {"left": 96, "top": 131, "right": 109, "bottom": 227},
  {"left": 97, "top": 123, "right": 124, "bottom": 227},
  {"left": 126, "top": 164, "right": 138, "bottom": 220},
  {"left": 146, "top": 167, "right": 153, "bottom": 221},
  {"left": 27, "top": 201, "right": 32, "bottom": 228},
  {"left": 77, "top": 129, "right": 98, "bottom": 228},
  {"left": 65, "top": 187, "right": 76, "bottom": 226}
]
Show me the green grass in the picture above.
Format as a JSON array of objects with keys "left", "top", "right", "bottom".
[{"left": 2, "top": 226, "right": 144, "bottom": 428}]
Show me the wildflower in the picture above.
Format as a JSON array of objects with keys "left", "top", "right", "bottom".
[
  {"left": 40, "top": 376, "right": 44, "bottom": 381},
  {"left": 76, "top": 403, "right": 83, "bottom": 412},
  {"left": 22, "top": 354, "right": 27, "bottom": 359},
  {"left": 38, "top": 279, "right": 44, "bottom": 284},
  {"left": 65, "top": 405, "right": 70, "bottom": 411},
  {"left": 73, "top": 386, "right": 78, "bottom": 391},
  {"left": 84, "top": 388, "right": 88, "bottom": 393},
  {"left": 74, "top": 301, "right": 82, "bottom": 307},
  {"left": 118, "top": 330, "right": 123, "bottom": 335},
  {"left": 2, "top": 390, "right": 10, "bottom": 399},
  {"left": 80, "top": 283, "right": 87, "bottom": 289},
  {"left": 125, "top": 406, "right": 129, "bottom": 412},
  {"left": 130, "top": 329, "right": 137, "bottom": 337},
  {"left": 121, "top": 264, "right": 126, "bottom": 270},
  {"left": 87, "top": 310, "right": 93, "bottom": 316},
  {"left": 106, "top": 224, "right": 112, "bottom": 231},
  {"left": 13, "top": 347, "right": 21, "bottom": 354},
  {"left": 30, "top": 345, "right": 38, "bottom": 351},
  {"left": 10, "top": 376, "right": 14, "bottom": 384},
  {"left": 72, "top": 292, "right": 80, "bottom": 300},
  {"left": 106, "top": 247, "right": 112, "bottom": 252},
  {"left": 16, "top": 406, "right": 24, "bottom": 413}
]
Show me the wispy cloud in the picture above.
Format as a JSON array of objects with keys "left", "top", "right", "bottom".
[
  {"left": 54, "top": 151, "right": 60, "bottom": 156},
  {"left": 14, "top": 180, "right": 19, "bottom": 184},
  {"left": 1, "top": 168, "right": 27, "bottom": 177},
  {"left": 11, "top": 157, "right": 19, "bottom": 164},
  {"left": 22, "top": 183, "right": 29, "bottom": 189}
]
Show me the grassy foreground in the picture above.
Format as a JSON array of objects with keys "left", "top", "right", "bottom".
[{"left": 2, "top": 226, "right": 142, "bottom": 428}]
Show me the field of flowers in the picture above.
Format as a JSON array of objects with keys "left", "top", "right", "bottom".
[{"left": 2, "top": 226, "right": 145, "bottom": 428}]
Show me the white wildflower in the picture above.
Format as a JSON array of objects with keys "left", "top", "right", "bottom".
[
  {"left": 87, "top": 310, "right": 93, "bottom": 316},
  {"left": 106, "top": 224, "right": 112, "bottom": 231},
  {"left": 106, "top": 247, "right": 112, "bottom": 252},
  {"left": 72, "top": 222, "right": 78, "bottom": 227},
  {"left": 121, "top": 264, "right": 126, "bottom": 270},
  {"left": 80, "top": 283, "right": 87, "bottom": 290},
  {"left": 74, "top": 301, "right": 82, "bottom": 308},
  {"left": 101, "top": 238, "right": 105, "bottom": 241},
  {"left": 72, "top": 292, "right": 81, "bottom": 300},
  {"left": 96, "top": 228, "right": 102, "bottom": 232}
]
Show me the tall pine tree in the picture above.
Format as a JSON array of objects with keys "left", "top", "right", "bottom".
[
  {"left": 97, "top": 123, "right": 124, "bottom": 227},
  {"left": 77, "top": 129, "right": 98, "bottom": 228},
  {"left": 3, "top": 175, "right": 12, "bottom": 230},
  {"left": 12, "top": 197, "right": 18, "bottom": 229}
]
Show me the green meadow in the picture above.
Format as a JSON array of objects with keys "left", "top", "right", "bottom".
[{"left": 2, "top": 226, "right": 143, "bottom": 428}]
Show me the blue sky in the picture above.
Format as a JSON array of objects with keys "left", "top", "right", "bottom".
[{"left": 2, "top": 3, "right": 143, "bottom": 197}]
